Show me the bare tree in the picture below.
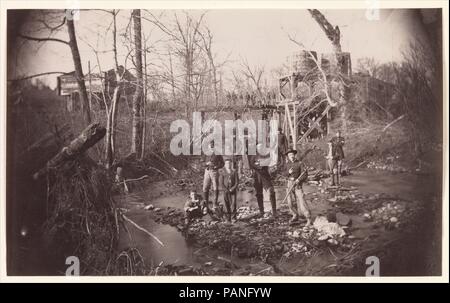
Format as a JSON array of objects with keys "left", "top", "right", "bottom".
[
  {"left": 239, "top": 58, "right": 266, "bottom": 103},
  {"left": 286, "top": 34, "right": 338, "bottom": 142},
  {"left": 67, "top": 18, "right": 91, "bottom": 124},
  {"left": 17, "top": 10, "right": 91, "bottom": 124},
  {"left": 143, "top": 11, "right": 206, "bottom": 116},
  {"left": 356, "top": 57, "right": 380, "bottom": 77},
  {"left": 80, "top": 9, "right": 131, "bottom": 168},
  {"left": 168, "top": 49, "right": 177, "bottom": 105},
  {"left": 307, "top": 9, "right": 341, "bottom": 53},
  {"left": 198, "top": 26, "right": 219, "bottom": 106},
  {"left": 131, "top": 9, "right": 144, "bottom": 156},
  {"left": 307, "top": 8, "right": 348, "bottom": 132},
  {"left": 392, "top": 41, "right": 441, "bottom": 157},
  {"left": 106, "top": 10, "right": 127, "bottom": 168}
]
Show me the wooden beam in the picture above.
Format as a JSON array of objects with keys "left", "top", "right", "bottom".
[
  {"left": 285, "top": 103, "right": 295, "bottom": 148},
  {"left": 276, "top": 99, "right": 300, "bottom": 107},
  {"left": 298, "top": 105, "right": 331, "bottom": 143},
  {"left": 293, "top": 103, "right": 297, "bottom": 150}
]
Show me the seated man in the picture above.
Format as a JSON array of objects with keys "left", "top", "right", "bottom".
[{"left": 184, "top": 190, "right": 206, "bottom": 225}]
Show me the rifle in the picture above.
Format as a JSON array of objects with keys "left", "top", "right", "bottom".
[{"left": 280, "top": 169, "right": 308, "bottom": 205}]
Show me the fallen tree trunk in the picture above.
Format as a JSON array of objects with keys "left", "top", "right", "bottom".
[{"left": 33, "top": 123, "right": 106, "bottom": 180}]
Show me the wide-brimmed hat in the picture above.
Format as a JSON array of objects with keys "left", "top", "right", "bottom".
[{"left": 285, "top": 149, "right": 297, "bottom": 155}]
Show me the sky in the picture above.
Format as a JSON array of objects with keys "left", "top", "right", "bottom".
[{"left": 11, "top": 8, "right": 432, "bottom": 89}]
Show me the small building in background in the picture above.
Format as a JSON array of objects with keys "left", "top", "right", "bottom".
[
  {"left": 353, "top": 72, "right": 396, "bottom": 117},
  {"left": 57, "top": 66, "right": 136, "bottom": 112}
]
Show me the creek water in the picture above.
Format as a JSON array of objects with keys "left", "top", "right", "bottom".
[{"left": 118, "top": 169, "right": 439, "bottom": 268}]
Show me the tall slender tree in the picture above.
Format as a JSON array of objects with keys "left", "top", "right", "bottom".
[
  {"left": 131, "top": 9, "right": 144, "bottom": 155},
  {"left": 17, "top": 10, "right": 91, "bottom": 125},
  {"left": 66, "top": 18, "right": 91, "bottom": 124}
]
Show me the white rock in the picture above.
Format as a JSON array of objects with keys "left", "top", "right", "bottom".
[
  {"left": 327, "top": 239, "right": 338, "bottom": 245},
  {"left": 390, "top": 217, "right": 398, "bottom": 223},
  {"left": 318, "top": 235, "right": 329, "bottom": 241},
  {"left": 144, "top": 204, "right": 154, "bottom": 210}
]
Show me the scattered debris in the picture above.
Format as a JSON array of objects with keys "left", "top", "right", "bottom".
[
  {"left": 364, "top": 200, "right": 423, "bottom": 230},
  {"left": 313, "top": 216, "right": 346, "bottom": 238}
]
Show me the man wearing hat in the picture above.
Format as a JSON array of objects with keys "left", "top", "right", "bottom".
[
  {"left": 248, "top": 144, "right": 277, "bottom": 217},
  {"left": 203, "top": 141, "right": 224, "bottom": 215},
  {"left": 329, "top": 130, "right": 345, "bottom": 186},
  {"left": 285, "top": 149, "right": 311, "bottom": 225},
  {"left": 220, "top": 157, "right": 239, "bottom": 223}
]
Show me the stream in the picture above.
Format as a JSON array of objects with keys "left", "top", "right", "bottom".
[{"left": 117, "top": 169, "right": 440, "bottom": 270}]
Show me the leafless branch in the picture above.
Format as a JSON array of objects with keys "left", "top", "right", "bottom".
[
  {"left": 8, "top": 71, "right": 67, "bottom": 82},
  {"left": 18, "top": 33, "right": 69, "bottom": 45}
]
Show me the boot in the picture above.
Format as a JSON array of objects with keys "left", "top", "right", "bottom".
[
  {"left": 331, "top": 174, "right": 336, "bottom": 186},
  {"left": 270, "top": 192, "right": 277, "bottom": 218},
  {"left": 289, "top": 214, "right": 299, "bottom": 223},
  {"left": 256, "top": 194, "right": 265, "bottom": 215},
  {"left": 214, "top": 190, "right": 220, "bottom": 208},
  {"left": 203, "top": 191, "right": 211, "bottom": 213}
]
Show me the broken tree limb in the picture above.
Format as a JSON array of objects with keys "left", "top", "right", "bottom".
[
  {"left": 147, "top": 166, "right": 169, "bottom": 176},
  {"left": 382, "top": 114, "right": 406, "bottom": 132},
  {"left": 298, "top": 105, "right": 331, "bottom": 143},
  {"left": 122, "top": 214, "right": 165, "bottom": 247},
  {"left": 33, "top": 123, "right": 106, "bottom": 180},
  {"left": 122, "top": 175, "right": 149, "bottom": 183},
  {"left": 308, "top": 9, "right": 342, "bottom": 52},
  {"left": 348, "top": 160, "right": 369, "bottom": 170}
]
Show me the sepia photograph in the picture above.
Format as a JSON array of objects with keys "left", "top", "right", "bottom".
[{"left": 1, "top": 1, "right": 448, "bottom": 280}]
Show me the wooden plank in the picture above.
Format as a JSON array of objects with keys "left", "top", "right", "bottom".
[{"left": 276, "top": 100, "right": 300, "bottom": 107}]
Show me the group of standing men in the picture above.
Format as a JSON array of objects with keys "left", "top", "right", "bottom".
[{"left": 184, "top": 130, "right": 345, "bottom": 227}]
